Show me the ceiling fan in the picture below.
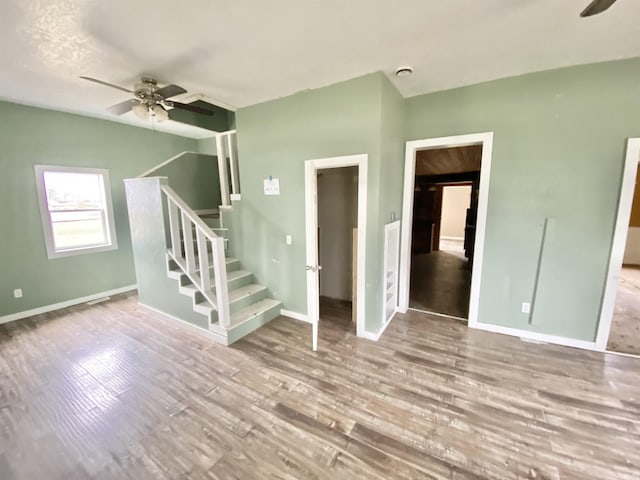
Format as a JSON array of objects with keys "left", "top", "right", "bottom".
[
  {"left": 580, "top": 0, "right": 618, "bottom": 17},
  {"left": 80, "top": 76, "right": 214, "bottom": 122}
]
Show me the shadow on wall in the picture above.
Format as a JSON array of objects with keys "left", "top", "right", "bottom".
[{"left": 145, "top": 153, "right": 222, "bottom": 210}]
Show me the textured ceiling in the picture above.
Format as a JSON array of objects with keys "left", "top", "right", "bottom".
[{"left": 1, "top": 0, "right": 639, "bottom": 137}]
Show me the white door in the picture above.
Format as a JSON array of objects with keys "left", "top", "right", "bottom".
[{"left": 304, "top": 162, "right": 321, "bottom": 350}]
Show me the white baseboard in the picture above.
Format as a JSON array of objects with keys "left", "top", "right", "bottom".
[
  {"left": 280, "top": 309, "right": 311, "bottom": 323},
  {"left": 604, "top": 349, "right": 640, "bottom": 359},
  {"left": 359, "top": 310, "right": 396, "bottom": 341},
  {"left": 408, "top": 307, "right": 467, "bottom": 323},
  {"left": 0, "top": 285, "right": 138, "bottom": 325},
  {"left": 138, "top": 303, "right": 228, "bottom": 345},
  {"left": 470, "top": 322, "right": 596, "bottom": 351}
]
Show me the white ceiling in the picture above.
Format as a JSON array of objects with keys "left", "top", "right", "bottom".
[{"left": 1, "top": 0, "right": 638, "bottom": 138}]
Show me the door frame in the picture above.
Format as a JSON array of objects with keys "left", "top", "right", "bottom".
[
  {"left": 595, "top": 138, "right": 640, "bottom": 351},
  {"left": 305, "top": 154, "right": 368, "bottom": 350},
  {"left": 398, "top": 132, "right": 494, "bottom": 328}
]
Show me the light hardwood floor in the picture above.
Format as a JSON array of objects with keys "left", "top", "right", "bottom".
[
  {"left": 607, "top": 266, "right": 640, "bottom": 355},
  {"left": 1, "top": 293, "right": 639, "bottom": 479}
]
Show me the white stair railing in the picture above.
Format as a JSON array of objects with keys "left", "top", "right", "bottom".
[
  {"left": 162, "top": 185, "right": 231, "bottom": 328},
  {"left": 216, "top": 130, "right": 240, "bottom": 206}
]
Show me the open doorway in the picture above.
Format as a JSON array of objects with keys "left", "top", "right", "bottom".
[
  {"left": 399, "top": 132, "right": 493, "bottom": 327},
  {"left": 317, "top": 166, "right": 358, "bottom": 333},
  {"left": 305, "top": 154, "right": 368, "bottom": 350},
  {"left": 598, "top": 138, "right": 640, "bottom": 356},
  {"left": 408, "top": 145, "right": 481, "bottom": 319}
]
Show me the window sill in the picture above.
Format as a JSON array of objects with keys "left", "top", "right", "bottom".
[{"left": 46, "top": 242, "right": 118, "bottom": 260}]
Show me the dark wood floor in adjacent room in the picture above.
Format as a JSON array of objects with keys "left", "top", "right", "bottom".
[
  {"left": 1, "top": 294, "right": 640, "bottom": 479},
  {"left": 410, "top": 250, "right": 471, "bottom": 318}
]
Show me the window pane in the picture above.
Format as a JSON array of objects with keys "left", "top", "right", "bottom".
[
  {"left": 43, "top": 171, "right": 105, "bottom": 210},
  {"left": 50, "top": 210, "right": 107, "bottom": 249}
]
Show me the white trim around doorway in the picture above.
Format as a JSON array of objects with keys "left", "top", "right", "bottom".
[
  {"left": 305, "top": 154, "right": 368, "bottom": 348},
  {"left": 398, "top": 132, "right": 494, "bottom": 328},
  {"left": 595, "top": 138, "right": 640, "bottom": 352}
]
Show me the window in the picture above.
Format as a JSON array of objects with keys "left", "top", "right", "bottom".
[{"left": 34, "top": 165, "right": 118, "bottom": 258}]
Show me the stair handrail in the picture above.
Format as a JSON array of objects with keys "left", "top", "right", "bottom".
[{"left": 161, "top": 185, "right": 231, "bottom": 328}]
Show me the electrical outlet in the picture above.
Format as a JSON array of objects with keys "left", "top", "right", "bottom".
[
  {"left": 13, "top": 288, "right": 23, "bottom": 299},
  {"left": 521, "top": 302, "right": 531, "bottom": 314},
  {"left": 286, "top": 235, "right": 292, "bottom": 245}
]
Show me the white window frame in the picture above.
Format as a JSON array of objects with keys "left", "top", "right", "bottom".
[{"left": 34, "top": 165, "right": 118, "bottom": 259}]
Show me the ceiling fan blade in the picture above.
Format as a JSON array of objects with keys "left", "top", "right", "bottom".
[
  {"left": 170, "top": 101, "right": 214, "bottom": 116},
  {"left": 107, "top": 99, "right": 139, "bottom": 115},
  {"left": 156, "top": 84, "right": 187, "bottom": 99},
  {"left": 580, "top": 0, "right": 618, "bottom": 17},
  {"left": 80, "top": 76, "right": 134, "bottom": 93}
]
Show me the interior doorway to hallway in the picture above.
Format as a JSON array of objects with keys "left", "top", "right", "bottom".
[
  {"left": 408, "top": 146, "right": 481, "bottom": 319},
  {"left": 398, "top": 132, "right": 493, "bottom": 328},
  {"left": 597, "top": 138, "right": 640, "bottom": 356}
]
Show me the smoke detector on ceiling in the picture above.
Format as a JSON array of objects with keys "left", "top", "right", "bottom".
[{"left": 395, "top": 66, "right": 413, "bottom": 77}]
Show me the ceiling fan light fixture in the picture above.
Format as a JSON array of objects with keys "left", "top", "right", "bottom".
[
  {"left": 132, "top": 102, "right": 149, "bottom": 121},
  {"left": 152, "top": 104, "right": 169, "bottom": 122}
]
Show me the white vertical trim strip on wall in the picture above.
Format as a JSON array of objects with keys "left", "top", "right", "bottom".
[{"left": 595, "top": 138, "right": 640, "bottom": 351}]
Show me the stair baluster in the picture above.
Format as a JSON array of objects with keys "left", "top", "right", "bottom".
[{"left": 163, "top": 185, "right": 227, "bottom": 318}]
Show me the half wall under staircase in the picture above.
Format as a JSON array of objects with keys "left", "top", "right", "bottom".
[{"left": 124, "top": 176, "right": 281, "bottom": 345}]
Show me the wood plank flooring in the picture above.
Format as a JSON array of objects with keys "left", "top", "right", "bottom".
[
  {"left": 1, "top": 293, "right": 640, "bottom": 479},
  {"left": 410, "top": 252, "right": 471, "bottom": 318}
]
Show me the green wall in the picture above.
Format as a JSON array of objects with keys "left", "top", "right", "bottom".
[
  {"left": 379, "top": 74, "right": 407, "bottom": 236},
  {"left": 405, "top": 58, "right": 640, "bottom": 341},
  {"left": 124, "top": 177, "right": 210, "bottom": 329},
  {"left": 231, "top": 73, "right": 403, "bottom": 332},
  {"left": 0, "top": 101, "right": 197, "bottom": 317},
  {"left": 146, "top": 153, "right": 221, "bottom": 211}
]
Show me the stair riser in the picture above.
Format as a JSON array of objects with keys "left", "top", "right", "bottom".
[
  {"left": 175, "top": 260, "right": 241, "bottom": 285},
  {"left": 226, "top": 303, "right": 282, "bottom": 345},
  {"left": 227, "top": 272, "right": 254, "bottom": 290},
  {"left": 229, "top": 288, "right": 269, "bottom": 314},
  {"left": 200, "top": 217, "right": 221, "bottom": 229}
]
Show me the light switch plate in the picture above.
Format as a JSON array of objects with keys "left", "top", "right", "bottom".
[{"left": 286, "top": 235, "right": 292, "bottom": 245}]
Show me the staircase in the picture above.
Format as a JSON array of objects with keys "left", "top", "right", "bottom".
[{"left": 162, "top": 185, "right": 281, "bottom": 345}]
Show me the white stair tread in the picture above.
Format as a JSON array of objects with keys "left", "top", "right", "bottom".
[
  {"left": 194, "top": 283, "right": 266, "bottom": 313},
  {"left": 231, "top": 298, "right": 281, "bottom": 325},
  {"left": 227, "top": 270, "right": 251, "bottom": 281},
  {"left": 179, "top": 284, "right": 198, "bottom": 294},
  {"left": 194, "top": 300, "right": 214, "bottom": 313},
  {"left": 228, "top": 284, "right": 267, "bottom": 303},
  {"left": 173, "top": 269, "right": 251, "bottom": 301}
]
